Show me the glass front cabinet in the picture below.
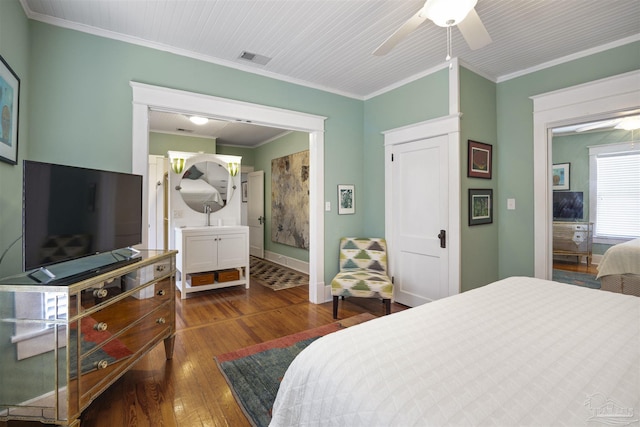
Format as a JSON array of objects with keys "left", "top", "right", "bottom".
[{"left": 0, "top": 250, "right": 177, "bottom": 426}]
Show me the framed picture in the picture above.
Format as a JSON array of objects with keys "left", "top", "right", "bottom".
[
  {"left": 469, "top": 188, "right": 493, "bottom": 226},
  {"left": 0, "top": 54, "right": 20, "bottom": 165},
  {"left": 467, "top": 140, "right": 492, "bottom": 179},
  {"left": 552, "top": 162, "right": 570, "bottom": 190},
  {"left": 338, "top": 184, "right": 355, "bottom": 215},
  {"left": 242, "top": 181, "right": 248, "bottom": 202}
]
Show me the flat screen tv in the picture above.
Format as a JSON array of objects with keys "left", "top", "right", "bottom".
[
  {"left": 23, "top": 160, "right": 143, "bottom": 271},
  {"left": 553, "top": 191, "right": 584, "bottom": 221}
]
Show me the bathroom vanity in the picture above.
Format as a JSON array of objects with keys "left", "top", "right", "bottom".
[{"left": 174, "top": 225, "right": 249, "bottom": 298}]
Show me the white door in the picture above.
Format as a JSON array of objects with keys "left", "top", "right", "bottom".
[
  {"left": 148, "top": 155, "right": 167, "bottom": 250},
  {"left": 247, "top": 171, "right": 265, "bottom": 258},
  {"left": 392, "top": 136, "right": 449, "bottom": 306}
]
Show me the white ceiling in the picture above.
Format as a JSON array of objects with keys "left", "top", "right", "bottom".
[
  {"left": 148, "top": 110, "right": 289, "bottom": 147},
  {"left": 20, "top": 0, "right": 640, "bottom": 145}
]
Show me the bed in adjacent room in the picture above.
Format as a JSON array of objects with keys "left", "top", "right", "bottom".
[
  {"left": 270, "top": 276, "right": 639, "bottom": 426},
  {"left": 597, "top": 238, "right": 640, "bottom": 297}
]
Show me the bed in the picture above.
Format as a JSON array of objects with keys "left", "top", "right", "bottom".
[
  {"left": 597, "top": 238, "right": 640, "bottom": 297},
  {"left": 270, "top": 276, "right": 639, "bottom": 426}
]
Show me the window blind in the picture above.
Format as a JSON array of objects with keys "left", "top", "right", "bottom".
[{"left": 595, "top": 152, "right": 640, "bottom": 238}]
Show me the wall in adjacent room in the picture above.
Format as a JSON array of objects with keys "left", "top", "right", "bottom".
[
  {"left": 148, "top": 132, "right": 216, "bottom": 156},
  {"left": 220, "top": 132, "right": 310, "bottom": 263},
  {"left": 552, "top": 128, "right": 636, "bottom": 256}
]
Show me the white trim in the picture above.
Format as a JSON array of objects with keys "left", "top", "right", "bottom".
[
  {"left": 131, "top": 82, "right": 327, "bottom": 304},
  {"left": 263, "top": 250, "right": 309, "bottom": 275},
  {"left": 532, "top": 70, "right": 640, "bottom": 279},
  {"left": 383, "top": 114, "right": 461, "bottom": 297}
]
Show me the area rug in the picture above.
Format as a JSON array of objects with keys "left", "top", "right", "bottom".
[
  {"left": 250, "top": 256, "right": 309, "bottom": 290},
  {"left": 215, "top": 312, "right": 376, "bottom": 427},
  {"left": 553, "top": 269, "right": 601, "bottom": 289}
]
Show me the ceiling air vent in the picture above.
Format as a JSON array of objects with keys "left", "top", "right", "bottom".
[
  {"left": 239, "top": 51, "right": 271, "bottom": 66},
  {"left": 176, "top": 128, "right": 194, "bottom": 133}
]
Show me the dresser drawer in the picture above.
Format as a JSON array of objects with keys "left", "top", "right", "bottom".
[
  {"left": 79, "top": 303, "right": 173, "bottom": 405},
  {"left": 76, "top": 278, "right": 171, "bottom": 352},
  {"left": 75, "top": 258, "right": 174, "bottom": 314}
]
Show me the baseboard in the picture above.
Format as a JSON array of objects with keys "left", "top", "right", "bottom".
[{"left": 263, "top": 251, "right": 309, "bottom": 274}]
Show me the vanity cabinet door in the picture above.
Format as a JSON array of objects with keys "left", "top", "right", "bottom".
[
  {"left": 217, "top": 233, "right": 247, "bottom": 269},
  {"left": 184, "top": 235, "right": 218, "bottom": 272}
]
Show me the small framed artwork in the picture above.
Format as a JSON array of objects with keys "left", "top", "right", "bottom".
[
  {"left": 552, "top": 163, "right": 570, "bottom": 191},
  {"left": 467, "top": 140, "right": 492, "bottom": 179},
  {"left": 242, "top": 181, "right": 248, "bottom": 202},
  {"left": 338, "top": 184, "right": 355, "bottom": 215},
  {"left": 469, "top": 188, "right": 493, "bottom": 226},
  {"left": 0, "top": 54, "right": 20, "bottom": 165}
]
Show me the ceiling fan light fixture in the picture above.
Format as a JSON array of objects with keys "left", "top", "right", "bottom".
[
  {"left": 189, "top": 116, "right": 209, "bottom": 125},
  {"left": 615, "top": 116, "right": 640, "bottom": 131},
  {"left": 421, "top": 0, "right": 478, "bottom": 27}
]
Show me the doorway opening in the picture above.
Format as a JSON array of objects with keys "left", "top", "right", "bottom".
[{"left": 131, "top": 82, "right": 327, "bottom": 303}]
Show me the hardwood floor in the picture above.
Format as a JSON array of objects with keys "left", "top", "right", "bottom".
[
  {"left": 2, "top": 280, "right": 407, "bottom": 427},
  {"left": 553, "top": 259, "right": 598, "bottom": 275}
]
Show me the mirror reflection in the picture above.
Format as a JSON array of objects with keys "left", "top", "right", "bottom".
[{"left": 177, "top": 161, "right": 233, "bottom": 212}]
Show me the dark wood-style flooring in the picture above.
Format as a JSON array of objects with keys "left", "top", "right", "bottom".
[{"left": 2, "top": 280, "right": 407, "bottom": 427}]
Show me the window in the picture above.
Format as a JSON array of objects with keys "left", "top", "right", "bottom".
[{"left": 589, "top": 142, "right": 640, "bottom": 243}]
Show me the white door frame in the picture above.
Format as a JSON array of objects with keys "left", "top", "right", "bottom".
[
  {"left": 531, "top": 70, "right": 640, "bottom": 279},
  {"left": 384, "top": 114, "right": 462, "bottom": 297},
  {"left": 130, "top": 82, "right": 327, "bottom": 303}
]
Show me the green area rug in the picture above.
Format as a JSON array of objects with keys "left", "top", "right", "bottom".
[
  {"left": 553, "top": 269, "right": 601, "bottom": 289},
  {"left": 214, "top": 313, "right": 375, "bottom": 427}
]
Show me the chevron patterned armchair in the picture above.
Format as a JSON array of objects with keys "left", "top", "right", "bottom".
[{"left": 331, "top": 237, "right": 393, "bottom": 319}]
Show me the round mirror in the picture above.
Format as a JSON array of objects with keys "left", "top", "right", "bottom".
[{"left": 176, "top": 161, "right": 235, "bottom": 212}]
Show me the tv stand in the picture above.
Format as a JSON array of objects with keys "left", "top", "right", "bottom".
[
  {"left": 0, "top": 249, "right": 177, "bottom": 427},
  {"left": 553, "top": 221, "right": 593, "bottom": 266}
]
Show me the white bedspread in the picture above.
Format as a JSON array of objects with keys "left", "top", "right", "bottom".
[
  {"left": 597, "top": 238, "right": 640, "bottom": 279},
  {"left": 270, "top": 277, "right": 639, "bottom": 426}
]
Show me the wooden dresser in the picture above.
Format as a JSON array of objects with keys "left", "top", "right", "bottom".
[
  {"left": 0, "top": 249, "right": 176, "bottom": 427},
  {"left": 553, "top": 221, "right": 594, "bottom": 265}
]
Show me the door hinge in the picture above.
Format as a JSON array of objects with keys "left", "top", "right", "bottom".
[
  {"left": 392, "top": 276, "right": 394, "bottom": 284},
  {"left": 391, "top": 153, "right": 394, "bottom": 161}
]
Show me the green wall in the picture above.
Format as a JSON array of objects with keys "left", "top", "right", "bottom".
[
  {"left": 0, "top": 0, "right": 46, "bottom": 406},
  {"left": 459, "top": 67, "right": 498, "bottom": 291},
  {"left": 363, "top": 69, "right": 449, "bottom": 238},
  {"left": 496, "top": 42, "right": 640, "bottom": 279},
  {"left": 149, "top": 132, "right": 216, "bottom": 156},
  {"left": 24, "top": 18, "right": 362, "bottom": 283}
]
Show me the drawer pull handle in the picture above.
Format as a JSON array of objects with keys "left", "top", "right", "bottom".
[
  {"left": 156, "top": 317, "right": 166, "bottom": 324},
  {"left": 157, "top": 289, "right": 166, "bottom": 296},
  {"left": 94, "top": 322, "right": 108, "bottom": 332},
  {"left": 93, "top": 289, "right": 108, "bottom": 298},
  {"left": 96, "top": 360, "right": 109, "bottom": 370}
]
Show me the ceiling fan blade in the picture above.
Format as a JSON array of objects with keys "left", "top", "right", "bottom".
[
  {"left": 373, "top": 10, "right": 428, "bottom": 56},
  {"left": 457, "top": 8, "right": 492, "bottom": 50}
]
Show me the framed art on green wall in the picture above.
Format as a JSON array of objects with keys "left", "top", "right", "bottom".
[
  {"left": 0, "top": 54, "right": 20, "bottom": 165},
  {"left": 552, "top": 162, "right": 570, "bottom": 190},
  {"left": 468, "top": 140, "right": 492, "bottom": 179},
  {"left": 469, "top": 188, "right": 493, "bottom": 226}
]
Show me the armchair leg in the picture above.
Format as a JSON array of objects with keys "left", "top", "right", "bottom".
[
  {"left": 333, "top": 296, "right": 339, "bottom": 319},
  {"left": 383, "top": 299, "right": 391, "bottom": 315}
]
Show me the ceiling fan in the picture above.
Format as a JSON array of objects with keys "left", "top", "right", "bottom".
[{"left": 373, "top": 0, "right": 492, "bottom": 59}]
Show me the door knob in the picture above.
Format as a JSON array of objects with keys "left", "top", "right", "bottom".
[{"left": 438, "top": 230, "right": 446, "bottom": 248}]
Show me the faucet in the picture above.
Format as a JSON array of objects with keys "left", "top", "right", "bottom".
[{"left": 204, "top": 204, "right": 212, "bottom": 226}]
